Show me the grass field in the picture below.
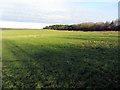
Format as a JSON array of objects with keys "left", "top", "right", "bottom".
[{"left": 2, "top": 30, "right": 120, "bottom": 88}]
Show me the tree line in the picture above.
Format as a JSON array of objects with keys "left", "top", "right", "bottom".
[{"left": 43, "top": 19, "right": 120, "bottom": 31}]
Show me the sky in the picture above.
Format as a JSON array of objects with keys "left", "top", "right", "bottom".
[{"left": 0, "top": 0, "right": 119, "bottom": 28}]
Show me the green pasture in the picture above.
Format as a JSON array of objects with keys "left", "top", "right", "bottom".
[{"left": 2, "top": 30, "right": 120, "bottom": 88}]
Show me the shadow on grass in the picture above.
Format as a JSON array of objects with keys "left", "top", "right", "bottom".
[
  {"left": 60, "top": 35, "right": 118, "bottom": 41},
  {"left": 2, "top": 40, "right": 120, "bottom": 89}
]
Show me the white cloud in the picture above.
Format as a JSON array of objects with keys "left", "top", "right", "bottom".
[
  {"left": 0, "top": 0, "right": 118, "bottom": 28},
  {"left": 0, "top": 0, "right": 66, "bottom": 12},
  {"left": 0, "top": 21, "right": 50, "bottom": 29},
  {"left": 14, "top": 0, "right": 66, "bottom": 12},
  {"left": 0, "top": 0, "right": 67, "bottom": 23},
  {"left": 66, "top": 0, "right": 119, "bottom": 2}
]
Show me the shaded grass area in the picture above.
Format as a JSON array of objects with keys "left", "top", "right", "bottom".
[{"left": 2, "top": 30, "right": 120, "bottom": 88}]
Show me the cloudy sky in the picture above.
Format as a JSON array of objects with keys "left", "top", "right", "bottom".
[{"left": 0, "top": 0, "right": 119, "bottom": 28}]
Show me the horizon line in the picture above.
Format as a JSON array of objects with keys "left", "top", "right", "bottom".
[{"left": 0, "top": 19, "right": 118, "bottom": 29}]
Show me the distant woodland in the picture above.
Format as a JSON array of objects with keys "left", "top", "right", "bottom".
[{"left": 43, "top": 19, "right": 120, "bottom": 31}]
